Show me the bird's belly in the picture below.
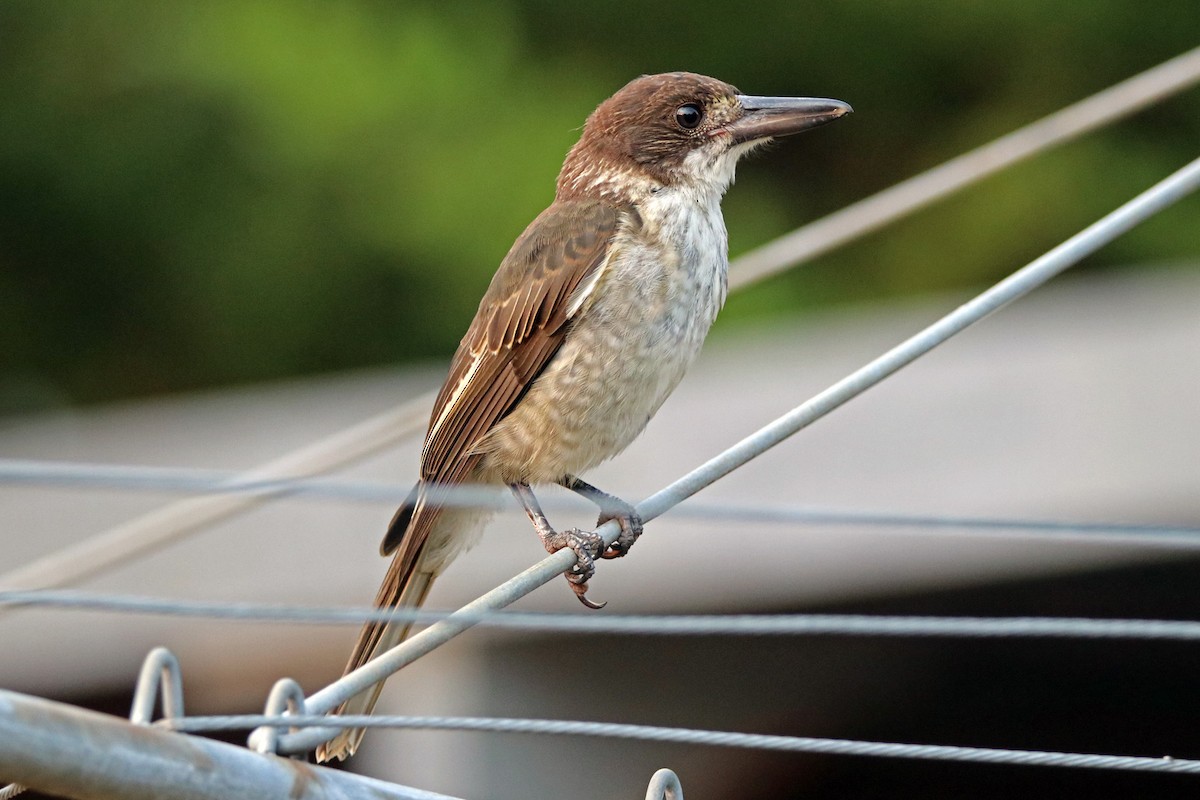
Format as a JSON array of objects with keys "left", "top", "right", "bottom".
[{"left": 477, "top": 248, "right": 725, "bottom": 485}]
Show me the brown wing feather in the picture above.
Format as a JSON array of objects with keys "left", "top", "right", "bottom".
[{"left": 422, "top": 198, "right": 630, "bottom": 483}]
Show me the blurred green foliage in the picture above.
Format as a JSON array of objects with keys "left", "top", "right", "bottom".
[{"left": 0, "top": 1, "right": 1196, "bottom": 412}]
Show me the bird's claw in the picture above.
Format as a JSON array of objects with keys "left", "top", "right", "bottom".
[
  {"left": 598, "top": 506, "right": 643, "bottom": 559},
  {"left": 572, "top": 583, "right": 607, "bottom": 610},
  {"left": 544, "top": 527, "right": 607, "bottom": 609}
]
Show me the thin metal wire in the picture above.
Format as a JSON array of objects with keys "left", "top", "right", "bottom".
[
  {"left": 637, "top": 154, "right": 1200, "bottom": 526},
  {"left": 11, "top": 589, "right": 1200, "bottom": 642},
  {"left": 692, "top": 504, "right": 1200, "bottom": 549},
  {"left": 0, "top": 392, "right": 434, "bottom": 595},
  {"left": 4, "top": 46, "right": 1198, "bottom": 604},
  {"left": 171, "top": 713, "right": 1200, "bottom": 775},
  {"left": 276, "top": 154, "right": 1200, "bottom": 754},
  {"left": 728, "top": 44, "right": 1200, "bottom": 289},
  {"left": 4, "top": 458, "right": 1199, "bottom": 548},
  {"left": 0, "top": 459, "right": 406, "bottom": 503}
]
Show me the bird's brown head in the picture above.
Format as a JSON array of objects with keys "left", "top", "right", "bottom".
[{"left": 557, "top": 72, "right": 851, "bottom": 200}]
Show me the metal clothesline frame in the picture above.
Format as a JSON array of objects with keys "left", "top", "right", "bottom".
[{"left": 2, "top": 46, "right": 1200, "bottom": 800}]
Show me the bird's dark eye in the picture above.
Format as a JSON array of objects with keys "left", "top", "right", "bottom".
[{"left": 675, "top": 103, "right": 703, "bottom": 130}]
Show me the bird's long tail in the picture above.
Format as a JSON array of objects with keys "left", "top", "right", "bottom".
[{"left": 315, "top": 483, "right": 439, "bottom": 762}]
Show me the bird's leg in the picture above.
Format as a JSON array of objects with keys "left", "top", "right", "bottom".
[
  {"left": 559, "top": 475, "right": 643, "bottom": 560},
  {"left": 510, "top": 482, "right": 606, "bottom": 609}
]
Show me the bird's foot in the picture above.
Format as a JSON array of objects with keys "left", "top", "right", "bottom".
[
  {"left": 542, "top": 527, "right": 607, "bottom": 609},
  {"left": 558, "top": 476, "right": 642, "bottom": 560},
  {"left": 597, "top": 503, "right": 643, "bottom": 560}
]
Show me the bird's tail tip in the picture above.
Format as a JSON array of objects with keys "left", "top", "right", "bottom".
[
  {"left": 313, "top": 678, "right": 387, "bottom": 763},
  {"left": 315, "top": 727, "right": 365, "bottom": 763},
  {"left": 313, "top": 573, "right": 435, "bottom": 763}
]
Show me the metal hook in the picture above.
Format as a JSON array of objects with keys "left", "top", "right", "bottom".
[
  {"left": 129, "top": 647, "right": 184, "bottom": 725},
  {"left": 645, "top": 768, "right": 684, "bottom": 800},
  {"left": 247, "top": 677, "right": 308, "bottom": 755}
]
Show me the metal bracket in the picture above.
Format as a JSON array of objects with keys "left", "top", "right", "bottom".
[
  {"left": 248, "top": 677, "right": 308, "bottom": 755},
  {"left": 130, "top": 646, "right": 185, "bottom": 725},
  {"left": 645, "top": 768, "right": 684, "bottom": 800}
]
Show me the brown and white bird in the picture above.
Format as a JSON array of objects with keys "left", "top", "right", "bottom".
[{"left": 317, "top": 72, "right": 850, "bottom": 761}]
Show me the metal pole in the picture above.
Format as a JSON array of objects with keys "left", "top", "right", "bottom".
[
  {"left": 277, "top": 154, "right": 1200, "bottom": 755},
  {"left": 0, "top": 689, "right": 462, "bottom": 800}
]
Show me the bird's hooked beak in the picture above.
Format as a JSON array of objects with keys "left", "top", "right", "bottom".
[{"left": 726, "top": 96, "right": 853, "bottom": 144}]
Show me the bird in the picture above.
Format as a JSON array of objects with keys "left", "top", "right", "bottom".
[{"left": 316, "top": 72, "right": 851, "bottom": 762}]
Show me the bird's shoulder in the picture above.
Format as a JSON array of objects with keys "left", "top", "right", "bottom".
[{"left": 473, "top": 198, "right": 642, "bottom": 350}]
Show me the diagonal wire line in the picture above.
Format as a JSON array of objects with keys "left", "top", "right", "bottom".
[
  {"left": 4, "top": 458, "right": 1199, "bottom": 548},
  {"left": 728, "top": 44, "right": 1200, "bottom": 289},
  {"left": 9, "top": 589, "right": 1200, "bottom": 641},
  {"left": 169, "top": 714, "right": 1200, "bottom": 775},
  {"left": 689, "top": 504, "right": 1200, "bottom": 548},
  {"left": 0, "top": 459, "right": 408, "bottom": 503},
  {"left": 636, "top": 156, "right": 1200, "bottom": 529},
  {"left": 0, "top": 394, "right": 433, "bottom": 596},
  {"left": 4, "top": 46, "right": 1198, "bottom": 602},
  {"left": 277, "top": 154, "right": 1200, "bottom": 754}
]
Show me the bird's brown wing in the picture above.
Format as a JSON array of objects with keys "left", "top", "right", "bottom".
[
  {"left": 421, "top": 199, "right": 634, "bottom": 479},
  {"left": 381, "top": 198, "right": 637, "bottom": 562}
]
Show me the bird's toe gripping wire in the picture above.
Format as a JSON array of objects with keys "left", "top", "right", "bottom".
[
  {"left": 511, "top": 482, "right": 608, "bottom": 609},
  {"left": 558, "top": 475, "right": 643, "bottom": 559},
  {"left": 597, "top": 505, "right": 643, "bottom": 560},
  {"left": 548, "top": 526, "right": 608, "bottom": 610}
]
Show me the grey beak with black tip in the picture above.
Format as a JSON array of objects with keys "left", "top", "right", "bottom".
[{"left": 728, "top": 95, "right": 853, "bottom": 143}]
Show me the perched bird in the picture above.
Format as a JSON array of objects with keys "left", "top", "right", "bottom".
[{"left": 317, "top": 72, "right": 850, "bottom": 761}]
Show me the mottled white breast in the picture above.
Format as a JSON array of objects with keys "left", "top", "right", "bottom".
[{"left": 477, "top": 181, "right": 730, "bottom": 484}]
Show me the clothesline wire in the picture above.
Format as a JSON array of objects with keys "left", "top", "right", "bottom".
[{"left": 8, "top": 589, "right": 1200, "bottom": 642}]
